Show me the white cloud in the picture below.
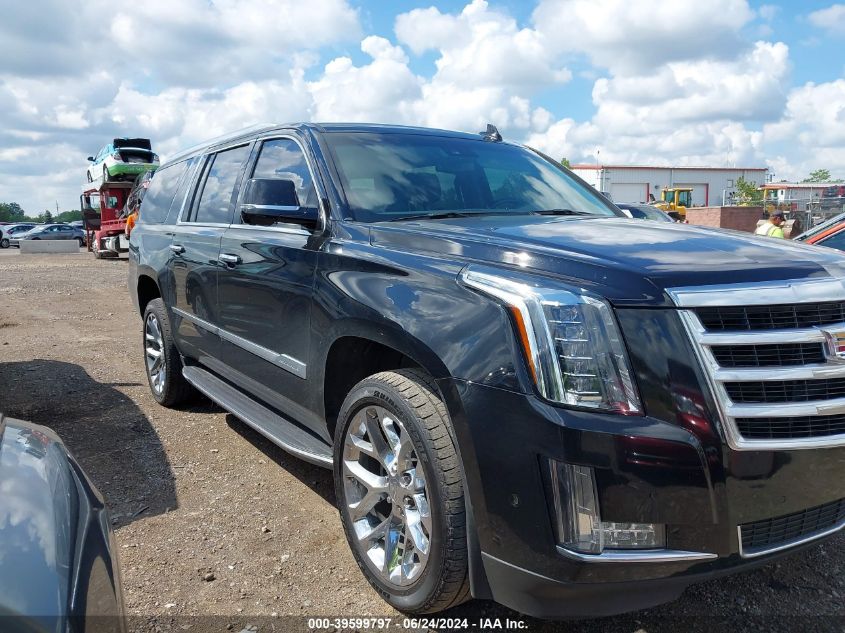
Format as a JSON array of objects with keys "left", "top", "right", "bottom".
[
  {"left": 0, "top": 0, "right": 841, "bottom": 213},
  {"left": 307, "top": 36, "right": 422, "bottom": 124},
  {"left": 396, "top": 0, "right": 571, "bottom": 90},
  {"left": 761, "top": 79, "right": 845, "bottom": 179},
  {"left": 807, "top": 4, "right": 845, "bottom": 33},
  {"left": 533, "top": 0, "right": 755, "bottom": 73}
]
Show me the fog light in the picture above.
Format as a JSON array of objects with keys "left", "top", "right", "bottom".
[{"left": 547, "top": 460, "right": 666, "bottom": 554}]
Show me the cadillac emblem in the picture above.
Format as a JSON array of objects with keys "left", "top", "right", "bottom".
[{"left": 822, "top": 326, "right": 845, "bottom": 361}]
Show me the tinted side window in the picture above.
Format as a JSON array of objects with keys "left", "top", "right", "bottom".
[
  {"left": 820, "top": 230, "right": 845, "bottom": 252},
  {"left": 250, "top": 138, "right": 318, "bottom": 209},
  {"left": 164, "top": 158, "right": 197, "bottom": 224},
  {"left": 139, "top": 160, "right": 190, "bottom": 225},
  {"left": 193, "top": 144, "right": 251, "bottom": 224}
]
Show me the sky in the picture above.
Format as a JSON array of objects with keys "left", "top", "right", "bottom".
[{"left": 1, "top": 0, "right": 844, "bottom": 214}]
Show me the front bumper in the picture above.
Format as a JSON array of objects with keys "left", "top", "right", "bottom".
[{"left": 441, "top": 378, "right": 845, "bottom": 618}]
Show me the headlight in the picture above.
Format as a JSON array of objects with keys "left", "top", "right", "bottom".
[{"left": 461, "top": 266, "right": 641, "bottom": 414}]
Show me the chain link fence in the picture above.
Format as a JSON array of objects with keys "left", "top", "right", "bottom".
[{"left": 762, "top": 192, "right": 845, "bottom": 233}]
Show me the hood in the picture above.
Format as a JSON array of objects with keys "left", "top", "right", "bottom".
[
  {"left": 368, "top": 215, "right": 845, "bottom": 306},
  {"left": 0, "top": 415, "right": 124, "bottom": 629},
  {"left": 0, "top": 416, "right": 75, "bottom": 626}
]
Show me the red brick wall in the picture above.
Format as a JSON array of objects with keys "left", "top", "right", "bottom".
[{"left": 686, "top": 206, "right": 763, "bottom": 233}]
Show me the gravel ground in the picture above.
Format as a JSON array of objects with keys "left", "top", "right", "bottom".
[{"left": 0, "top": 249, "right": 842, "bottom": 633}]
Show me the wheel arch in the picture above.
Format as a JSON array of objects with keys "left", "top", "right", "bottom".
[
  {"left": 136, "top": 272, "right": 162, "bottom": 317},
  {"left": 320, "top": 321, "right": 451, "bottom": 440}
]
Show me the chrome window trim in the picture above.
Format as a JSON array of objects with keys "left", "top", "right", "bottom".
[
  {"left": 171, "top": 307, "right": 307, "bottom": 379},
  {"left": 668, "top": 276, "right": 845, "bottom": 307},
  {"left": 223, "top": 224, "right": 312, "bottom": 237},
  {"left": 672, "top": 278, "right": 845, "bottom": 450},
  {"left": 556, "top": 545, "right": 716, "bottom": 563},
  {"left": 737, "top": 516, "right": 845, "bottom": 559},
  {"left": 241, "top": 203, "right": 301, "bottom": 212}
]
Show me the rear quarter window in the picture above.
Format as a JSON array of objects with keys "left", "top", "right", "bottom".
[{"left": 139, "top": 160, "right": 191, "bottom": 225}]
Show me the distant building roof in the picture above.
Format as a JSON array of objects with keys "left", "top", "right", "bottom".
[
  {"left": 760, "top": 182, "right": 843, "bottom": 189},
  {"left": 571, "top": 164, "right": 768, "bottom": 172}
]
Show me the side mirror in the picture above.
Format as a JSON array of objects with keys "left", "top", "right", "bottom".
[
  {"left": 87, "top": 156, "right": 94, "bottom": 162},
  {"left": 240, "top": 178, "right": 319, "bottom": 228}
]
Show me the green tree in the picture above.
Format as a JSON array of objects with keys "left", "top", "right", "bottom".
[
  {"left": 55, "top": 210, "right": 83, "bottom": 223},
  {"left": 0, "top": 202, "right": 26, "bottom": 223},
  {"left": 735, "top": 176, "right": 763, "bottom": 206},
  {"left": 802, "top": 169, "right": 832, "bottom": 183},
  {"left": 560, "top": 157, "right": 572, "bottom": 169},
  {"left": 39, "top": 210, "right": 54, "bottom": 224}
]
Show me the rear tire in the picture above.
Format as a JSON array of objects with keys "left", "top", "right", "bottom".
[
  {"left": 142, "top": 298, "right": 195, "bottom": 407},
  {"left": 334, "top": 369, "right": 469, "bottom": 614},
  {"left": 76, "top": 237, "right": 84, "bottom": 248},
  {"left": 0, "top": 238, "right": 8, "bottom": 249}
]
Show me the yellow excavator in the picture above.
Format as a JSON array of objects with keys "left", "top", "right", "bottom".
[{"left": 653, "top": 187, "right": 693, "bottom": 220}]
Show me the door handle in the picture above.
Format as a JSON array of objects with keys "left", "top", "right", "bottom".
[
  {"left": 170, "top": 244, "right": 185, "bottom": 254},
  {"left": 218, "top": 253, "right": 241, "bottom": 266}
]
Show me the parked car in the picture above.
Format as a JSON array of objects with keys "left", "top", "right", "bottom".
[
  {"left": 129, "top": 123, "right": 845, "bottom": 619},
  {"left": 794, "top": 211, "right": 845, "bottom": 251},
  {"left": 87, "top": 138, "right": 159, "bottom": 184},
  {"left": 0, "top": 413, "right": 125, "bottom": 631},
  {"left": 10, "top": 224, "right": 85, "bottom": 247},
  {"left": 0, "top": 223, "right": 35, "bottom": 248},
  {"left": 616, "top": 202, "right": 675, "bottom": 222}
]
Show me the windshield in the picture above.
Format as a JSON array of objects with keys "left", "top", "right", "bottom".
[
  {"left": 624, "top": 205, "right": 673, "bottom": 222},
  {"left": 323, "top": 132, "right": 620, "bottom": 222}
]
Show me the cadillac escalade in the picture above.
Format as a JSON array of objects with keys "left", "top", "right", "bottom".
[{"left": 128, "top": 123, "right": 845, "bottom": 618}]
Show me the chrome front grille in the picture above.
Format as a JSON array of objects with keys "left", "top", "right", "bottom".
[
  {"left": 668, "top": 277, "right": 845, "bottom": 450},
  {"left": 696, "top": 301, "right": 845, "bottom": 331},
  {"left": 710, "top": 342, "right": 826, "bottom": 367}
]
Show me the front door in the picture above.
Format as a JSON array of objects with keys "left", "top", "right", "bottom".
[
  {"left": 168, "top": 143, "right": 253, "bottom": 367},
  {"left": 215, "top": 136, "right": 326, "bottom": 440}
]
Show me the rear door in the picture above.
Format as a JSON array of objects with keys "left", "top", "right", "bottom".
[
  {"left": 215, "top": 135, "right": 327, "bottom": 439},
  {"left": 168, "top": 142, "right": 253, "bottom": 366}
]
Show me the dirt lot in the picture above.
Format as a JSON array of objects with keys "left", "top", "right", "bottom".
[{"left": 0, "top": 249, "right": 843, "bottom": 633}]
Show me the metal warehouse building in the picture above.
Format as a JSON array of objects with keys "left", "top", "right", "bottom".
[{"left": 571, "top": 164, "right": 769, "bottom": 206}]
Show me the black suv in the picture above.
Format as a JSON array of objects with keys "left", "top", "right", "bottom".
[{"left": 129, "top": 123, "right": 845, "bottom": 618}]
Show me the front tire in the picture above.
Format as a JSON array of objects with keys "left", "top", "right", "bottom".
[
  {"left": 0, "top": 237, "right": 8, "bottom": 249},
  {"left": 334, "top": 369, "right": 469, "bottom": 614},
  {"left": 142, "top": 298, "right": 195, "bottom": 407}
]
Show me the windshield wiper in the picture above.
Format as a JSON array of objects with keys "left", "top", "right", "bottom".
[
  {"left": 531, "top": 208, "right": 595, "bottom": 216},
  {"left": 386, "top": 211, "right": 513, "bottom": 222}
]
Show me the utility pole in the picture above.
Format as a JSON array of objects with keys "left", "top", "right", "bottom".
[{"left": 595, "top": 149, "right": 601, "bottom": 191}]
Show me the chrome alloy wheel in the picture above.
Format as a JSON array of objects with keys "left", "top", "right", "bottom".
[
  {"left": 144, "top": 313, "right": 166, "bottom": 395},
  {"left": 342, "top": 405, "right": 433, "bottom": 586}
]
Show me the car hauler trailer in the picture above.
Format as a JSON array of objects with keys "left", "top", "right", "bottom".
[{"left": 80, "top": 181, "right": 132, "bottom": 259}]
